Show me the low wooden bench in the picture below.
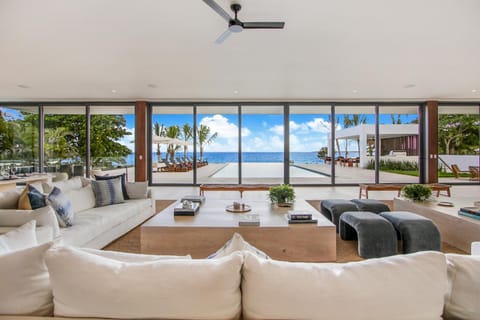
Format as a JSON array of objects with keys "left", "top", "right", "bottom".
[
  {"left": 358, "top": 184, "right": 404, "bottom": 199},
  {"left": 428, "top": 183, "right": 451, "bottom": 197},
  {"left": 359, "top": 183, "right": 451, "bottom": 199},
  {"left": 199, "top": 184, "right": 275, "bottom": 198}
]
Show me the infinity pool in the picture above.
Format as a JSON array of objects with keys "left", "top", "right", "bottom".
[{"left": 211, "top": 163, "right": 326, "bottom": 178}]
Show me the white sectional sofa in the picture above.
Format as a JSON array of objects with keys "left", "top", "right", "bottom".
[
  {"left": 0, "top": 240, "right": 479, "bottom": 320},
  {"left": 0, "top": 177, "right": 153, "bottom": 248}
]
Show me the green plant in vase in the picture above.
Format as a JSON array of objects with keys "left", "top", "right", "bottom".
[
  {"left": 268, "top": 184, "right": 295, "bottom": 207},
  {"left": 401, "top": 184, "right": 432, "bottom": 201}
]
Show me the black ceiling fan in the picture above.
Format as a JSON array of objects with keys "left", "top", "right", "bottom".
[{"left": 202, "top": 0, "right": 285, "bottom": 44}]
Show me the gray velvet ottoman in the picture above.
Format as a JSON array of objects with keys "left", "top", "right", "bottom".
[
  {"left": 339, "top": 211, "right": 397, "bottom": 259},
  {"left": 350, "top": 199, "right": 391, "bottom": 213},
  {"left": 379, "top": 211, "right": 441, "bottom": 254},
  {"left": 320, "top": 199, "right": 358, "bottom": 232}
]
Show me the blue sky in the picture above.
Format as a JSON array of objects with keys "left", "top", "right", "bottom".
[
  {"left": 147, "top": 113, "right": 416, "bottom": 153},
  {"left": 0, "top": 107, "right": 417, "bottom": 153}
]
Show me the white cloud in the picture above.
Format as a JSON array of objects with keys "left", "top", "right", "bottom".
[
  {"left": 199, "top": 114, "right": 250, "bottom": 138},
  {"left": 306, "top": 118, "right": 335, "bottom": 133},
  {"left": 289, "top": 121, "right": 309, "bottom": 133},
  {"left": 269, "top": 124, "right": 284, "bottom": 135},
  {"left": 118, "top": 127, "right": 135, "bottom": 152},
  {"left": 269, "top": 121, "right": 309, "bottom": 136}
]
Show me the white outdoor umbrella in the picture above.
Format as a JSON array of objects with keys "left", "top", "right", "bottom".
[{"left": 152, "top": 135, "right": 189, "bottom": 146}]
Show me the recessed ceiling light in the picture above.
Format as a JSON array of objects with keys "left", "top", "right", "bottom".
[
  {"left": 403, "top": 84, "right": 416, "bottom": 88},
  {"left": 147, "top": 84, "right": 157, "bottom": 88},
  {"left": 233, "top": 90, "right": 239, "bottom": 94},
  {"left": 17, "top": 84, "right": 30, "bottom": 89},
  {"left": 111, "top": 89, "right": 117, "bottom": 93},
  {"left": 352, "top": 89, "right": 358, "bottom": 93},
  {"left": 472, "top": 89, "right": 477, "bottom": 93}
]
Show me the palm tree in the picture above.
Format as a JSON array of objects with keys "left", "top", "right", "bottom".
[
  {"left": 197, "top": 124, "right": 218, "bottom": 161},
  {"left": 154, "top": 122, "right": 166, "bottom": 162},
  {"left": 181, "top": 123, "right": 193, "bottom": 160},
  {"left": 165, "top": 125, "right": 181, "bottom": 162},
  {"left": 344, "top": 114, "right": 367, "bottom": 158},
  {"left": 390, "top": 114, "right": 402, "bottom": 124}
]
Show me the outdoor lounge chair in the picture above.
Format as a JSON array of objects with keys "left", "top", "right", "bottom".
[
  {"left": 469, "top": 166, "right": 480, "bottom": 181},
  {"left": 451, "top": 164, "right": 469, "bottom": 179}
]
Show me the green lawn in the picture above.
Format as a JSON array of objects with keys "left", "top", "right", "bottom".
[{"left": 380, "top": 169, "right": 469, "bottom": 178}]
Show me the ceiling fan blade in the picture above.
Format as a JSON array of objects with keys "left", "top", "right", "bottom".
[
  {"left": 215, "top": 29, "right": 232, "bottom": 44},
  {"left": 243, "top": 22, "right": 285, "bottom": 29},
  {"left": 202, "top": 0, "right": 232, "bottom": 23}
]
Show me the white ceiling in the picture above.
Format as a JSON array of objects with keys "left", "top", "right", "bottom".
[{"left": 1, "top": 0, "right": 480, "bottom": 102}]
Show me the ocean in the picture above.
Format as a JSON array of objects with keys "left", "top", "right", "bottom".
[{"left": 124, "top": 151, "right": 360, "bottom": 165}]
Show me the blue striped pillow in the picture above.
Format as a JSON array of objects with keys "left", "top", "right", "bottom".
[
  {"left": 47, "top": 187, "right": 74, "bottom": 227},
  {"left": 91, "top": 177, "right": 124, "bottom": 207}
]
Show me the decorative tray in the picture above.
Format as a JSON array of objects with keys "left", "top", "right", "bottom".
[
  {"left": 226, "top": 204, "right": 252, "bottom": 213},
  {"left": 438, "top": 201, "right": 454, "bottom": 207}
]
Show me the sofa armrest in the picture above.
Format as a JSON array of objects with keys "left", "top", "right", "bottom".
[{"left": 0, "top": 206, "right": 60, "bottom": 238}]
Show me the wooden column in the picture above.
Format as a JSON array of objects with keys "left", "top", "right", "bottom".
[
  {"left": 425, "top": 101, "right": 438, "bottom": 183},
  {"left": 135, "top": 101, "right": 147, "bottom": 182}
]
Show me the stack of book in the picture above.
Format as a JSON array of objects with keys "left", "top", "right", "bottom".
[
  {"left": 458, "top": 207, "right": 480, "bottom": 220},
  {"left": 238, "top": 214, "right": 260, "bottom": 226},
  {"left": 286, "top": 211, "right": 317, "bottom": 224}
]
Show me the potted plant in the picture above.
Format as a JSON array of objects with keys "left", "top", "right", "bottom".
[
  {"left": 268, "top": 184, "right": 295, "bottom": 207},
  {"left": 401, "top": 184, "right": 432, "bottom": 201}
]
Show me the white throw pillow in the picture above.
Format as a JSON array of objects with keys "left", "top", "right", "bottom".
[
  {"left": 0, "top": 188, "right": 23, "bottom": 209},
  {"left": 444, "top": 254, "right": 480, "bottom": 320},
  {"left": 42, "top": 176, "right": 83, "bottom": 194},
  {"left": 125, "top": 181, "right": 148, "bottom": 199},
  {"left": 242, "top": 251, "right": 448, "bottom": 320},
  {"left": 208, "top": 232, "right": 270, "bottom": 259},
  {"left": 0, "top": 220, "right": 37, "bottom": 253},
  {"left": 65, "top": 185, "right": 96, "bottom": 213},
  {"left": 45, "top": 246, "right": 243, "bottom": 319},
  {"left": 0, "top": 242, "right": 54, "bottom": 316},
  {"left": 0, "top": 206, "right": 60, "bottom": 238},
  {"left": 80, "top": 248, "right": 191, "bottom": 262}
]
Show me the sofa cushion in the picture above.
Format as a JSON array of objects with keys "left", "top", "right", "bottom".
[
  {"left": 0, "top": 225, "right": 53, "bottom": 245},
  {"left": 0, "top": 242, "right": 53, "bottom": 316},
  {"left": 242, "top": 251, "right": 448, "bottom": 320},
  {"left": 45, "top": 246, "right": 243, "bottom": 319},
  {"left": 0, "top": 206, "right": 60, "bottom": 238},
  {"left": 0, "top": 188, "right": 23, "bottom": 209},
  {"left": 65, "top": 185, "right": 96, "bottom": 213},
  {"left": 95, "top": 173, "right": 129, "bottom": 200},
  {"left": 46, "top": 187, "right": 74, "bottom": 227},
  {"left": 444, "top": 254, "right": 480, "bottom": 320},
  {"left": 60, "top": 199, "right": 151, "bottom": 247},
  {"left": 91, "top": 178, "right": 124, "bottom": 207},
  {"left": 42, "top": 176, "right": 83, "bottom": 194},
  {"left": 208, "top": 232, "right": 270, "bottom": 259},
  {"left": 0, "top": 220, "right": 37, "bottom": 253},
  {"left": 125, "top": 181, "right": 148, "bottom": 199},
  {"left": 80, "top": 248, "right": 191, "bottom": 262}
]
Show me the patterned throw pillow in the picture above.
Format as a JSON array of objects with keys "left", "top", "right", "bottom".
[
  {"left": 91, "top": 177, "right": 125, "bottom": 207},
  {"left": 27, "top": 185, "right": 47, "bottom": 210},
  {"left": 46, "top": 187, "right": 74, "bottom": 227},
  {"left": 94, "top": 174, "right": 129, "bottom": 200}
]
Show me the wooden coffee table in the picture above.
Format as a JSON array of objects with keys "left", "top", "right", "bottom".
[{"left": 141, "top": 199, "right": 336, "bottom": 262}]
